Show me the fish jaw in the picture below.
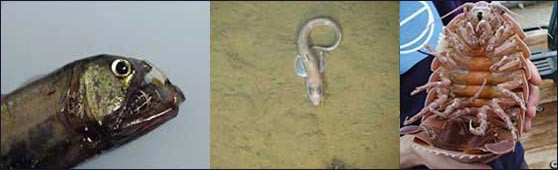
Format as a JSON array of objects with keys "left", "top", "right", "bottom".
[
  {"left": 124, "top": 81, "right": 184, "bottom": 128},
  {"left": 306, "top": 76, "right": 323, "bottom": 106},
  {"left": 104, "top": 59, "right": 185, "bottom": 144},
  {"left": 309, "top": 92, "right": 321, "bottom": 106},
  {"left": 108, "top": 81, "right": 184, "bottom": 145}
]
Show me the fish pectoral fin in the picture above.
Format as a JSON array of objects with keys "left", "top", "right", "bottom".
[
  {"left": 319, "top": 54, "right": 327, "bottom": 73},
  {"left": 294, "top": 54, "right": 308, "bottom": 77}
]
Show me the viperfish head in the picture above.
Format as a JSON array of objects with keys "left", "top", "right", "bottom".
[{"left": 69, "top": 54, "right": 185, "bottom": 146}]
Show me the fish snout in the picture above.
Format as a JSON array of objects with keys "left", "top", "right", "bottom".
[
  {"left": 168, "top": 80, "right": 185, "bottom": 105},
  {"left": 141, "top": 60, "right": 185, "bottom": 105},
  {"left": 143, "top": 61, "right": 169, "bottom": 88},
  {"left": 309, "top": 93, "right": 321, "bottom": 106}
]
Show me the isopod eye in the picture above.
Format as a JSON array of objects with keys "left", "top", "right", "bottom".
[
  {"left": 316, "top": 86, "right": 322, "bottom": 94},
  {"left": 111, "top": 59, "right": 132, "bottom": 77},
  {"left": 477, "top": 12, "right": 483, "bottom": 21}
]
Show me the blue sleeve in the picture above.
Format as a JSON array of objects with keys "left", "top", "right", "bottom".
[
  {"left": 399, "top": 1, "right": 443, "bottom": 74},
  {"left": 488, "top": 142, "right": 527, "bottom": 169}
]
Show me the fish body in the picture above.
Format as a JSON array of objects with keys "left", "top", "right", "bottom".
[
  {"left": 1, "top": 54, "right": 184, "bottom": 168},
  {"left": 295, "top": 17, "right": 342, "bottom": 106}
]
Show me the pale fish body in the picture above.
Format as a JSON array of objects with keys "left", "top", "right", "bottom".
[{"left": 294, "top": 17, "right": 342, "bottom": 106}]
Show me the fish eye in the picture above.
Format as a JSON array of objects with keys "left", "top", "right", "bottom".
[
  {"left": 307, "top": 86, "right": 322, "bottom": 95},
  {"left": 111, "top": 59, "right": 132, "bottom": 77}
]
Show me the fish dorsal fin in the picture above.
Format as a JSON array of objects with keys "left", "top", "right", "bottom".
[{"left": 294, "top": 54, "right": 308, "bottom": 77}]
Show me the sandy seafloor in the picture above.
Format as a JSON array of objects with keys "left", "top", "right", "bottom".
[{"left": 210, "top": 2, "right": 400, "bottom": 168}]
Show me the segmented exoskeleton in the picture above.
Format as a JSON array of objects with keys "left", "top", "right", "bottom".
[{"left": 401, "top": 2, "right": 532, "bottom": 163}]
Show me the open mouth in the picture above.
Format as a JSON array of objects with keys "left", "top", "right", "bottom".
[
  {"left": 131, "top": 61, "right": 185, "bottom": 131},
  {"left": 133, "top": 85, "right": 183, "bottom": 133},
  {"left": 121, "top": 81, "right": 184, "bottom": 133},
  {"left": 109, "top": 60, "right": 185, "bottom": 144}
]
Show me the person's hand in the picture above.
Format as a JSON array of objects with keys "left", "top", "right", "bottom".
[
  {"left": 524, "top": 60, "right": 542, "bottom": 132},
  {"left": 400, "top": 135, "right": 491, "bottom": 169},
  {"left": 400, "top": 135, "right": 421, "bottom": 168}
]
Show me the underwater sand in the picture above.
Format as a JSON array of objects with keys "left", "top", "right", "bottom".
[{"left": 210, "top": 2, "right": 399, "bottom": 168}]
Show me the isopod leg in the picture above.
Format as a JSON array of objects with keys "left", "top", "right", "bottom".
[
  {"left": 491, "top": 99, "right": 518, "bottom": 141},
  {"left": 445, "top": 28, "right": 472, "bottom": 55},
  {"left": 427, "top": 45, "right": 459, "bottom": 70},
  {"left": 476, "top": 20, "right": 493, "bottom": 45},
  {"left": 469, "top": 105, "right": 490, "bottom": 136},
  {"left": 404, "top": 89, "right": 449, "bottom": 125},
  {"left": 443, "top": 79, "right": 486, "bottom": 117},
  {"left": 501, "top": 13, "right": 526, "bottom": 40},
  {"left": 492, "top": 38, "right": 519, "bottom": 57},
  {"left": 449, "top": 107, "right": 475, "bottom": 119},
  {"left": 456, "top": 21, "right": 478, "bottom": 48},
  {"left": 490, "top": 55, "right": 510, "bottom": 71},
  {"left": 491, "top": 36, "right": 530, "bottom": 58},
  {"left": 490, "top": 54, "right": 522, "bottom": 72},
  {"left": 496, "top": 58, "right": 521, "bottom": 72},
  {"left": 496, "top": 79, "right": 526, "bottom": 110},
  {"left": 442, "top": 98, "right": 465, "bottom": 117},
  {"left": 410, "top": 78, "right": 451, "bottom": 96},
  {"left": 431, "top": 51, "right": 459, "bottom": 69},
  {"left": 487, "top": 23, "right": 516, "bottom": 52},
  {"left": 486, "top": 25, "right": 505, "bottom": 52}
]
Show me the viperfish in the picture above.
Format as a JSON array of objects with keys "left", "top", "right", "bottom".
[{"left": 1, "top": 54, "right": 185, "bottom": 168}]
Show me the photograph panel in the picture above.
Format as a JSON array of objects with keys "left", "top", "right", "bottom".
[
  {"left": 1, "top": 2, "right": 210, "bottom": 168},
  {"left": 211, "top": 1, "right": 399, "bottom": 168},
  {"left": 399, "top": 1, "right": 557, "bottom": 169}
]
